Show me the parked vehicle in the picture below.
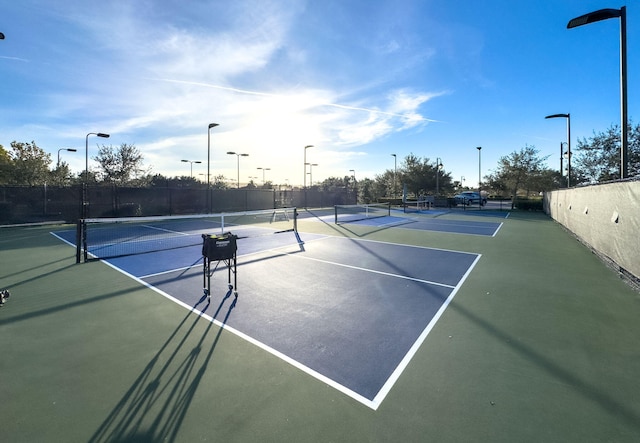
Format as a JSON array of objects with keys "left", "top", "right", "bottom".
[{"left": 454, "top": 191, "right": 487, "bottom": 206}]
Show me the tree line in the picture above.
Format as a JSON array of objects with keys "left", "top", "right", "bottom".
[{"left": 1, "top": 121, "right": 638, "bottom": 202}]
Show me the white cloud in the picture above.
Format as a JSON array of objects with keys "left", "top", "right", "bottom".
[{"left": 5, "top": 1, "right": 446, "bottom": 184}]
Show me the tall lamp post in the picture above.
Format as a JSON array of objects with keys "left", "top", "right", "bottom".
[
  {"left": 181, "top": 159, "right": 202, "bottom": 178},
  {"left": 84, "top": 132, "right": 110, "bottom": 218},
  {"left": 207, "top": 123, "right": 219, "bottom": 212},
  {"left": 257, "top": 167, "right": 271, "bottom": 184},
  {"left": 58, "top": 148, "right": 77, "bottom": 166},
  {"left": 303, "top": 145, "right": 314, "bottom": 188},
  {"left": 560, "top": 142, "right": 568, "bottom": 183},
  {"left": 568, "top": 7, "right": 628, "bottom": 179},
  {"left": 303, "top": 145, "right": 314, "bottom": 208},
  {"left": 307, "top": 163, "right": 318, "bottom": 187},
  {"left": 391, "top": 154, "right": 397, "bottom": 198},
  {"left": 349, "top": 169, "right": 357, "bottom": 204},
  {"left": 435, "top": 157, "right": 443, "bottom": 195},
  {"left": 545, "top": 113, "right": 571, "bottom": 186},
  {"left": 476, "top": 147, "right": 482, "bottom": 210},
  {"left": 227, "top": 151, "right": 249, "bottom": 189}
]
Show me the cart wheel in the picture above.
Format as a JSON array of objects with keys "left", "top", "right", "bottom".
[
  {"left": 228, "top": 284, "right": 233, "bottom": 290},
  {"left": 203, "top": 288, "right": 209, "bottom": 297},
  {"left": 233, "top": 291, "right": 238, "bottom": 298}
]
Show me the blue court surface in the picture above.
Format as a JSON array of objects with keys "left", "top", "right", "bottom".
[
  {"left": 53, "top": 226, "right": 481, "bottom": 410},
  {"left": 397, "top": 218, "right": 503, "bottom": 236},
  {"left": 337, "top": 215, "right": 503, "bottom": 236}
]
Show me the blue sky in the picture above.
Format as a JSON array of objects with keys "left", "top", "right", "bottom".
[{"left": 1, "top": 0, "right": 637, "bottom": 188}]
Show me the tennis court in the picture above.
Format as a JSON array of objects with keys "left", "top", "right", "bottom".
[
  {"left": 52, "top": 208, "right": 481, "bottom": 408},
  {"left": 2, "top": 207, "right": 640, "bottom": 442}
]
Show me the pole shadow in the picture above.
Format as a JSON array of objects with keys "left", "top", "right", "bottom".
[{"left": 88, "top": 291, "right": 235, "bottom": 442}]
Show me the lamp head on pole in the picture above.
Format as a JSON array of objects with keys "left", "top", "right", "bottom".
[
  {"left": 567, "top": 8, "right": 622, "bottom": 28},
  {"left": 545, "top": 113, "right": 569, "bottom": 120},
  {"left": 208, "top": 123, "right": 219, "bottom": 129}
]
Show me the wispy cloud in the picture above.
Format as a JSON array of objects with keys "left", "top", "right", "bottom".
[{"left": 0, "top": 56, "right": 29, "bottom": 62}]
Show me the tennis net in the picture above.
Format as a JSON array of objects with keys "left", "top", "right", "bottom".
[
  {"left": 334, "top": 203, "right": 391, "bottom": 224},
  {"left": 77, "top": 207, "right": 297, "bottom": 262},
  {"left": 404, "top": 199, "right": 431, "bottom": 213}
]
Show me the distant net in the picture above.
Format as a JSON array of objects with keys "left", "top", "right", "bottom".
[
  {"left": 334, "top": 203, "right": 391, "bottom": 224},
  {"left": 404, "top": 199, "right": 431, "bottom": 213},
  {"left": 77, "top": 208, "right": 297, "bottom": 262}
]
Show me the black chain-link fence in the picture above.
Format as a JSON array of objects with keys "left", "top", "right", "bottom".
[{"left": 0, "top": 185, "right": 355, "bottom": 224}]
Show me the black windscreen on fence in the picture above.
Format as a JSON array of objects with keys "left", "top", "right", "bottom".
[{"left": 0, "top": 185, "right": 355, "bottom": 225}]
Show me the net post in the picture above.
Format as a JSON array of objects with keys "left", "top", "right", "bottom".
[
  {"left": 334, "top": 205, "right": 338, "bottom": 224},
  {"left": 82, "top": 219, "right": 88, "bottom": 262},
  {"left": 293, "top": 207, "right": 298, "bottom": 233},
  {"left": 386, "top": 201, "right": 391, "bottom": 216},
  {"left": 75, "top": 219, "right": 82, "bottom": 263}
]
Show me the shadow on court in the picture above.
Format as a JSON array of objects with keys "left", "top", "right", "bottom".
[
  {"left": 445, "top": 296, "right": 640, "bottom": 432},
  {"left": 89, "top": 293, "right": 236, "bottom": 443}
]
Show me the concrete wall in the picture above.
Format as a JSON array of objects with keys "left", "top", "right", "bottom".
[{"left": 544, "top": 181, "right": 640, "bottom": 282}]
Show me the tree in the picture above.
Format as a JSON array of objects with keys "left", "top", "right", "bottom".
[
  {"left": 357, "top": 177, "right": 384, "bottom": 204},
  {"left": 484, "top": 145, "right": 551, "bottom": 208},
  {"left": 388, "top": 153, "right": 453, "bottom": 199},
  {"left": 319, "top": 176, "right": 349, "bottom": 191},
  {"left": 49, "top": 162, "right": 75, "bottom": 186},
  {"left": 573, "top": 121, "right": 640, "bottom": 183},
  {"left": 93, "top": 143, "right": 147, "bottom": 185},
  {"left": 211, "top": 174, "right": 231, "bottom": 190},
  {"left": 0, "top": 145, "right": 12, "bottom": 185},
  {"left": 6, "top": 141, "right": 52, "bottom": 185}
]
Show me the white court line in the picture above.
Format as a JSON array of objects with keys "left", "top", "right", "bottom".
[
  {"left": 140, "top": 224, "right": 190, "bottom": 235},
  {"left": 289, "top": 254, "right": 457, "bottom": 289},
  {"left": 371, "top": 253, "right": 482, "bottom": 408}
]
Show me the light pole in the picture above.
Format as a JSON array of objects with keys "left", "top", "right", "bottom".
[
  {"left": 391, "top": 154, "right": 397, "bottom": 198},
  {"left": 257, "top": 167, "right": 271, "bottom": 184},
  {"left": 84, "top": 132, "right": 109, "bottom": 218},
  {"left": 207, "top": 123, "right": 219, "bottom": 212},
  {"left": 460, "top": 176, "right": 465, "bottom": 190},
  {"left": 57, "top": 148, "right": 77, "bottom": 166},
  {"left": 560, "top": 142, "right": 568, "bottom": 184},
  {"left": 568, "top": 7, "right": 628, "bottom": 179},
  {"left": 85, "top": 132, "right": 110, "bottom": 183},
  {"left": 545, "top": 113, "right": 571, "bottom": 186},
  {"left": 349, "top": 169, "right": 357, "bottom": 204},
  {"left": 308, "top": 163, "right": 318, "bottom": 187},
  {"left": 181, "top": 159, "right": 202, "bottom": 178},
  {"left": 477, "top": 147, "right": 482, "bottom": 210},
  {"left": 227, "top": 151, "right": 249, "bottom": 189},
  {"left": 303, "top": 145, "right": 314, "bottom": 188},
  {"left": 435, "top": 157, "right": 443, "bottom": 195}
]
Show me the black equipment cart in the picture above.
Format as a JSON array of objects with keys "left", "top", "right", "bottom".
[{"left": 202, "top": 232, "right": 238, "bottom": 299}]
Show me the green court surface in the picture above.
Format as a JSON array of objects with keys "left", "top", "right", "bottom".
[{"left": 1, "top": 210, "right": 639, "bottom": 442}]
